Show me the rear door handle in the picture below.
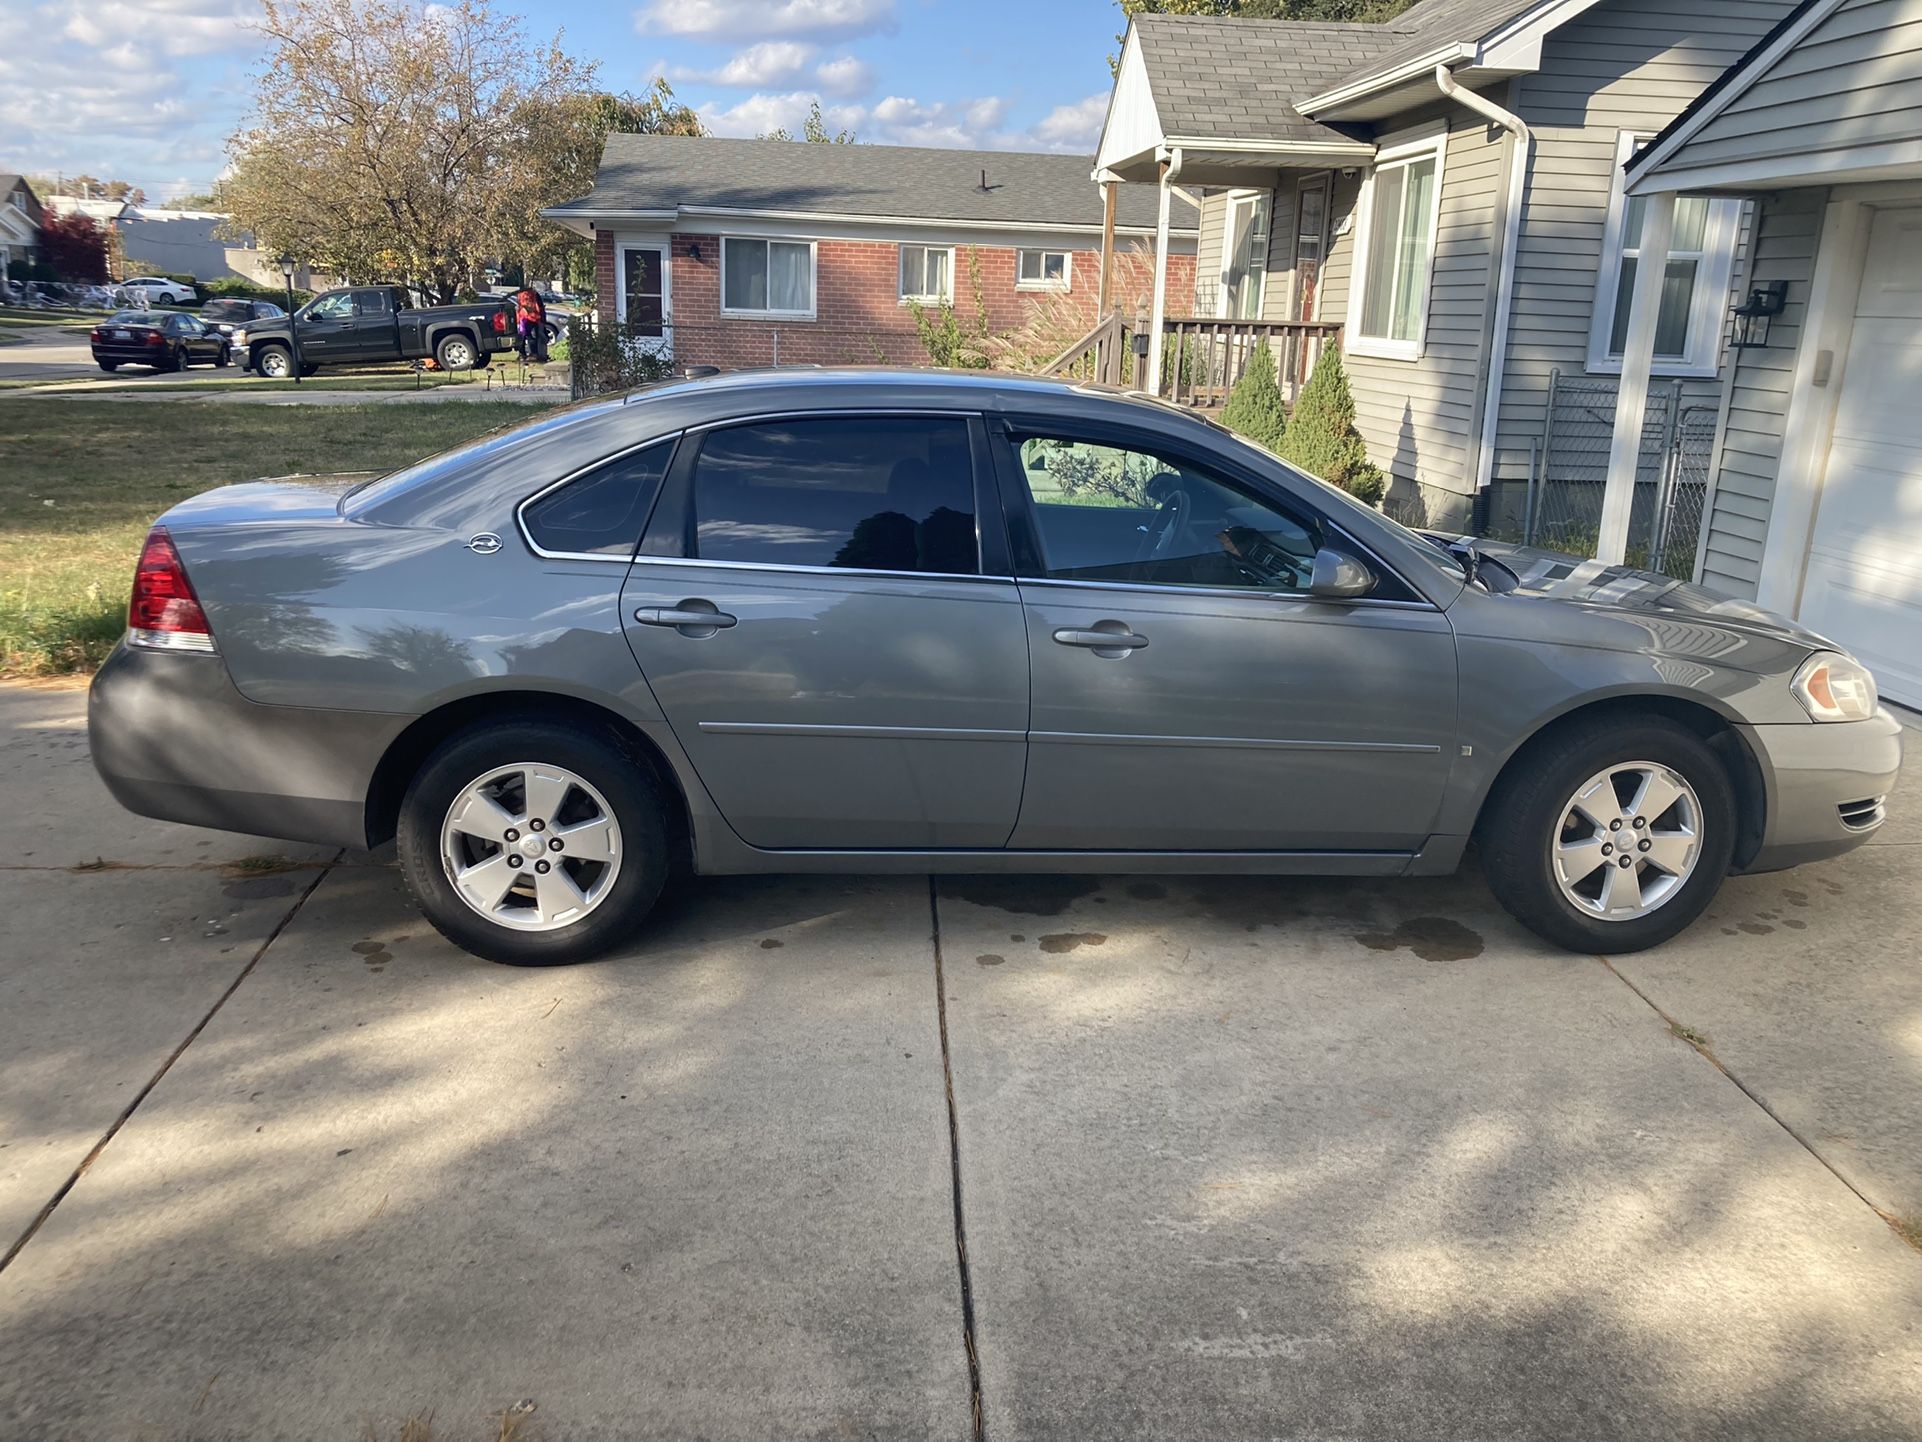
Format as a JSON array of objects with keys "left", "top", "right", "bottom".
[
  {"left": 634, "top": 604, "right": 737, "bottom": 631},
  {"left": 1053, "top": 626, "right": 1148, "bottom": 652}
]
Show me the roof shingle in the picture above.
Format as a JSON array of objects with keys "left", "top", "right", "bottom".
[{"left": 556, "top": 134, "right": 1190, "bottom": 233}]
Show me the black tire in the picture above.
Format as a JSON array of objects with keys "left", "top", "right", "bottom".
[
  {"left": 214, "top": 345, "right": 231, "bottom": 368},
  {"left": 255, "top": 343, "right": 292, "bottom": 379},
  {"left": 98, "top": 361, "right": 118, "bottom": 372},
  {"left": 434, "top": 333, "right": 478, "bottom": 371},
  {"left": 169, "top": 344, "right": 187, "bottom": 372},
  {"left": 397, "top": 719, "right": 671, "bottom": 966},
  {"left": 1476, "top": 715, "right": 1737, "bottom": 954},
  {"left": 299, "top": 363, "right": 320, "bottom": 377}
]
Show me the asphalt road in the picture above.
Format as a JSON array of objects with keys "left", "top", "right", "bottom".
[
  {"left": 1, "top": 679, "right": 1918, "bottom": 1441},
  {"left": 0, "top": 324, "right": 100, "bottom": 383}
]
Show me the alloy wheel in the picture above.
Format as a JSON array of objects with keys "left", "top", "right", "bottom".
[
  {"left": 439, "top": 762, "right": 622, "bottom": 931},
  {"left": 1552, "top": 761, "right": 1703, "bottom": 920}
]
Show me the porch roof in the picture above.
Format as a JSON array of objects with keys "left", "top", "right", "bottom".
[{"left": 1095, "top": 14, "right": 1385, "bottom": 183}]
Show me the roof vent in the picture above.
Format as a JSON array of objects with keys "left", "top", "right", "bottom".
[{"left": 978, "top": 168, "right": 1001, "bottom": 193}]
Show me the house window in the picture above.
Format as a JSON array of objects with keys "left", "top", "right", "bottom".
[
  {"left": 1588, "top": 131, "right": 1741, "bottom": 377},
  {"left": 1017, "top": 249, "right": 1071, "bottom": 291},
  {"left": 899, "top": 244, "right": 953, "bottom": 303},
  {"left": 721, "top": 237, "right": 814, "bottom": 317},
  {"left": 1221, "top": 193, "right": 1270, "bottom": 319},
  {"left": 1349, "top": 123, "right": 1446, "bottom": 359}
]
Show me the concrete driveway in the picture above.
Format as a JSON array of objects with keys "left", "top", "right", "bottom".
[{"left": 2, "top": 678, "right": 1918, "bottom": 1441}]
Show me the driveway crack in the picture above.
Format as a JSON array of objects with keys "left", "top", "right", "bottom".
[
  {"left": 1596, "top": 953, "right": 1919, "bottom": 1256},
  {"left": 928, "top": 877, "right": 986, "bottom": 1442},
  {"left": 0, "top": 852, "right": 338, "bottom": 1276}
]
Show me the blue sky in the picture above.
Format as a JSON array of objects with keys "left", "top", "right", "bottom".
[{"left": 0, "top": 0, "right": 1127, "bottom": 202}]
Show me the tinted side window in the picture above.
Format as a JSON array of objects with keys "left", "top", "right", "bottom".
[
  {"left": 686, "top": 417, "right": 977, "bottom": 574},
  {"left": 355, "top": 290, "right": 391, "bottom": 317},
  {"left": 522, "top": 440, "right": 675, "bottom": 557},
  {"left": 1010, "top": 435, "right": 1322, "bottom": 593}
]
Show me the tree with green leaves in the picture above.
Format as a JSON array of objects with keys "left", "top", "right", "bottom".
[
  {"left": 1280, "top": 347, "right": 1387, "bottom": 505},
  {"left": 762, "top": 99, "right": 857, "bottom": 144},
  {"left": 1220, "top": 342, "right": 1287, "bottom": 450}
]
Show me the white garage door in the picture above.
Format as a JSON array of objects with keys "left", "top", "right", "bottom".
[{"left": 1799, "top": 204, "right": 1922, "bottom": 709}]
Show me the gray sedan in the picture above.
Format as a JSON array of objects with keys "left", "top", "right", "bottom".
[{"left": 89, "top": 370, "right": 1901, "bottom": 964}]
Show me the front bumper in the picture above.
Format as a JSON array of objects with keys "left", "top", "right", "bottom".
[
  {"left": 1737, "top": 707, "right": 1905, "bottom": 872},
  {"left": 88, "top": 641, "right": 408, "bottom": 851}
]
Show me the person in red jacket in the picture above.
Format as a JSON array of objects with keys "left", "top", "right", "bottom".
[{"left": 514, "top": 285, "right": 547, "bottom": 362}]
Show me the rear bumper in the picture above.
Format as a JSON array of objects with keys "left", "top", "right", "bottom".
[
  {"left": 1737, "top": 708, "right": 1905, "bottom": 872},
  {"left": 88, "top": 641, "right": 407, "bottom": 851}
]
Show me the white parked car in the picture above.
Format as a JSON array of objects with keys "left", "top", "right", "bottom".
[{"left": 118, "top": 276, "right": 198, "bottom": 306}]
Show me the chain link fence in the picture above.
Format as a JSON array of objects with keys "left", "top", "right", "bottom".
[{"left": 1512, "top": 370, "right": 1715, "bottom": 579}]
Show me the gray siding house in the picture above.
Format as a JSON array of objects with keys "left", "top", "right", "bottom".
[
  {"left": 1614, "top": 0, "right": 1922, "bottom": 706},
  {"left": 1095, "top": 0, "right": 1799, "bottom": 546}
]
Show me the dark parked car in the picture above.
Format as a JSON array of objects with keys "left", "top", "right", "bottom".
[
  {"left": 89, "top": 310, "right": 230, "bottom": 372},
  {"left": 89, "top": 370, "right": 1901, "bottom": 966},
  {"left": 234, "top": 284, "right": 511, "bottom": 377},
  {"left": 199, "top": 297, "right": 285, "bottom": 340}
]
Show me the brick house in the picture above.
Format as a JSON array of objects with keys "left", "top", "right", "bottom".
[{"left": 542, "top": 134, "right": 1196, "bottom": 370}]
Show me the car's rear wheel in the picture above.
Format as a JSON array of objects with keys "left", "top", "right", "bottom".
[
  {"left": 255, "top": 343, "right": 291, "bottom": 379},
  {"left": 435, "top": 334, "right": 477, "bottom": 371},
  {"left": 397, "top": 720, "right": 670, "bottom": 965},
  {"left": 1477, "top": 716, "right": 1736, "bottom": 954},
  {"left": 98, "top": 361, "right": 118, "bottom": 372}
]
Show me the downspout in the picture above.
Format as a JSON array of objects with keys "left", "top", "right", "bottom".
[
  {"left": 1146, "top": 145, "right": 1183, "bottom": 396},
  {"left": 1434, "top": 65, "right": 1531, "bottom": 501}
]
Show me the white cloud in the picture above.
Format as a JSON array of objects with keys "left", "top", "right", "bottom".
[
  {"left": 674, "top": 39, "right": 817, "bottom": 87},
  {"left": 59, "top": 0, "right": 259, "bottom": 58},
  {"left": 813, "top": 54, "right": 871, "bottom": 98},
  {"left": 1028, "top": 92, "right": 1109, "bottom": 153},
  {"left": 637, "top": 0, "right": 894, "bottom": 41},
  {"left": 699, "top": 90, "right": 832, "bottom": 138}
]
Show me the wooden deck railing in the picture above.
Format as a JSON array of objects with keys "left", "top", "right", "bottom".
[
  {"left": 1163, "top": 318, "right": 1344, "bottom": 408},
  {"left": 1040, "top": 310, "right": 1137, "bottom": 388}
]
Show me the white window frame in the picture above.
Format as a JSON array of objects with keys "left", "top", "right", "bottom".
[
  {"left": 898, "top": 243, "right": 956, "bottom": 304},
  {"left": 720, "top": 236, "right": 817, "bottom": 319},
  {"left": 1586, "top": 130, "right": 1742, "bottom": 379},
  {"left": 1216, "top": 190, "right": 1271, "bottom": 320},
  {"left": 1016, "top": 248, "right": 1072, "bottom": 292},
  {"left": 1346, "top": 120, "right": 1448, "bottom": 362}
]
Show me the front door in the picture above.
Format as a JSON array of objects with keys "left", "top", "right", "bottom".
[
  {"left": 1797, "top": 204, "right": 1922, "bottom": 708},
  {"left": 621, "top": 412, "right": 1029, "bottom": 850},
  {"left": 993, "top": 425, "right": 1457, "bottom": 853},
  {"left": 294, "top": 290, "right": 353, "bottom": 361},
  {"left": 621, "top": 244, "right": 669, "bottom": 354}
]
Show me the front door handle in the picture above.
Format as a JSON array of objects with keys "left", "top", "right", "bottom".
[
  {"left": 635, "top": 603, "right": 737, "bottom": 634},
  {"left": 1053, "top": 625, "right": 1149, "bottom": 657}
]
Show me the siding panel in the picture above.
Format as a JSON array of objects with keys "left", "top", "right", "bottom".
[{"left": 1695, "top": 188, "right": 1828, "bottom": 599}]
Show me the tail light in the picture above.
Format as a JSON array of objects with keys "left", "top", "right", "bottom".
[
  {"left": 128, "top": 527, "right": 217, "bottom": 653},
  {"left": 146, "top": 331, "right": 165, "bottom": 346},
  {"left": 90, "top": 327, "right": 103, "bottom": 343}
]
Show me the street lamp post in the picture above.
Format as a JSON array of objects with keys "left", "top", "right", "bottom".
[{"left": 279, "top": 253, "right": 302, "bottom": 384}]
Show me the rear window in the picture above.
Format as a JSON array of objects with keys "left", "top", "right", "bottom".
[
  {"left": 202, "top": 300, "right": 247, "bottom": 321},
  {"left": 107, "top": 311, "right": 156, "bottom": 324},
  {"left": 521, "top": 440, "right": 675, "bottom": 557},
  {"left": 671, "top": 416, "right": 978, "bottom": 575}
]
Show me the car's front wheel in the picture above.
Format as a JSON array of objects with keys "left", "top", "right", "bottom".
[
  {"left": 397, "top": 719, "right": 670, "bottom": 965},
  {"left": 255, "top": 343, "right": 291, "bottom": 379},
  {"left": 1478, "top": 716, "right": 1737, "bottom": 954}
]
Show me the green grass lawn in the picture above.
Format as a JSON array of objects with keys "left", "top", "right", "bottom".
[{"left": 0, "top": 398, "right": 553, "bottom": 676}]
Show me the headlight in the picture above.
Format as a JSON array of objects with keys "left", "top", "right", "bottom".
[
  {"left": 1791, "top": 651, "right": 1877, "bottom": 722},
  {"left": 231, "top": 329, "right": 248, "bottom": 346}
]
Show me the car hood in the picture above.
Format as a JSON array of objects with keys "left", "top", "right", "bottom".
[{"left": 1442, "top": 536, "right": 1837, "bottom": 651}]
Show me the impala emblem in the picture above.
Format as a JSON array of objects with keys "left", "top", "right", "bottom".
[{"left": 467, "top": 533, "right": 503, "bottom": 555}]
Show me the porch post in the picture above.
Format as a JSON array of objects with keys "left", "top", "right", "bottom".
[
  {"left": 1597, "top": 190, "right": 1676, "bottom": 565},
  {"left": 1147, "top": 156, "right": 1175, "bottom": 395},
  {"left": 1096, "top": 173, "right": 1118, "bottom": 317}
]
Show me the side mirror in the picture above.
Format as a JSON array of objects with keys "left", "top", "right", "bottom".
[{"left": 1308, "top": 547, "right": 1375, "bottom": 599}]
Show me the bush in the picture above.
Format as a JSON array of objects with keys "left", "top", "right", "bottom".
[
  {"left": 1219, "top": 342, "right": 1287, "bottom": 450},
  {"left": 1280, "top": 347, "right": 1386, "bottom": 506},
  {"left": 202, "top": 276, "right": 312, "bottom": 305},
  {"left": 565, "top": 316, "right": 675, "bottom": 397}
]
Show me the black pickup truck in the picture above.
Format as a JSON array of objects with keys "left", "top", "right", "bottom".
[{"left": 234, "top": 285, "right": 511, "bottom": 377}]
